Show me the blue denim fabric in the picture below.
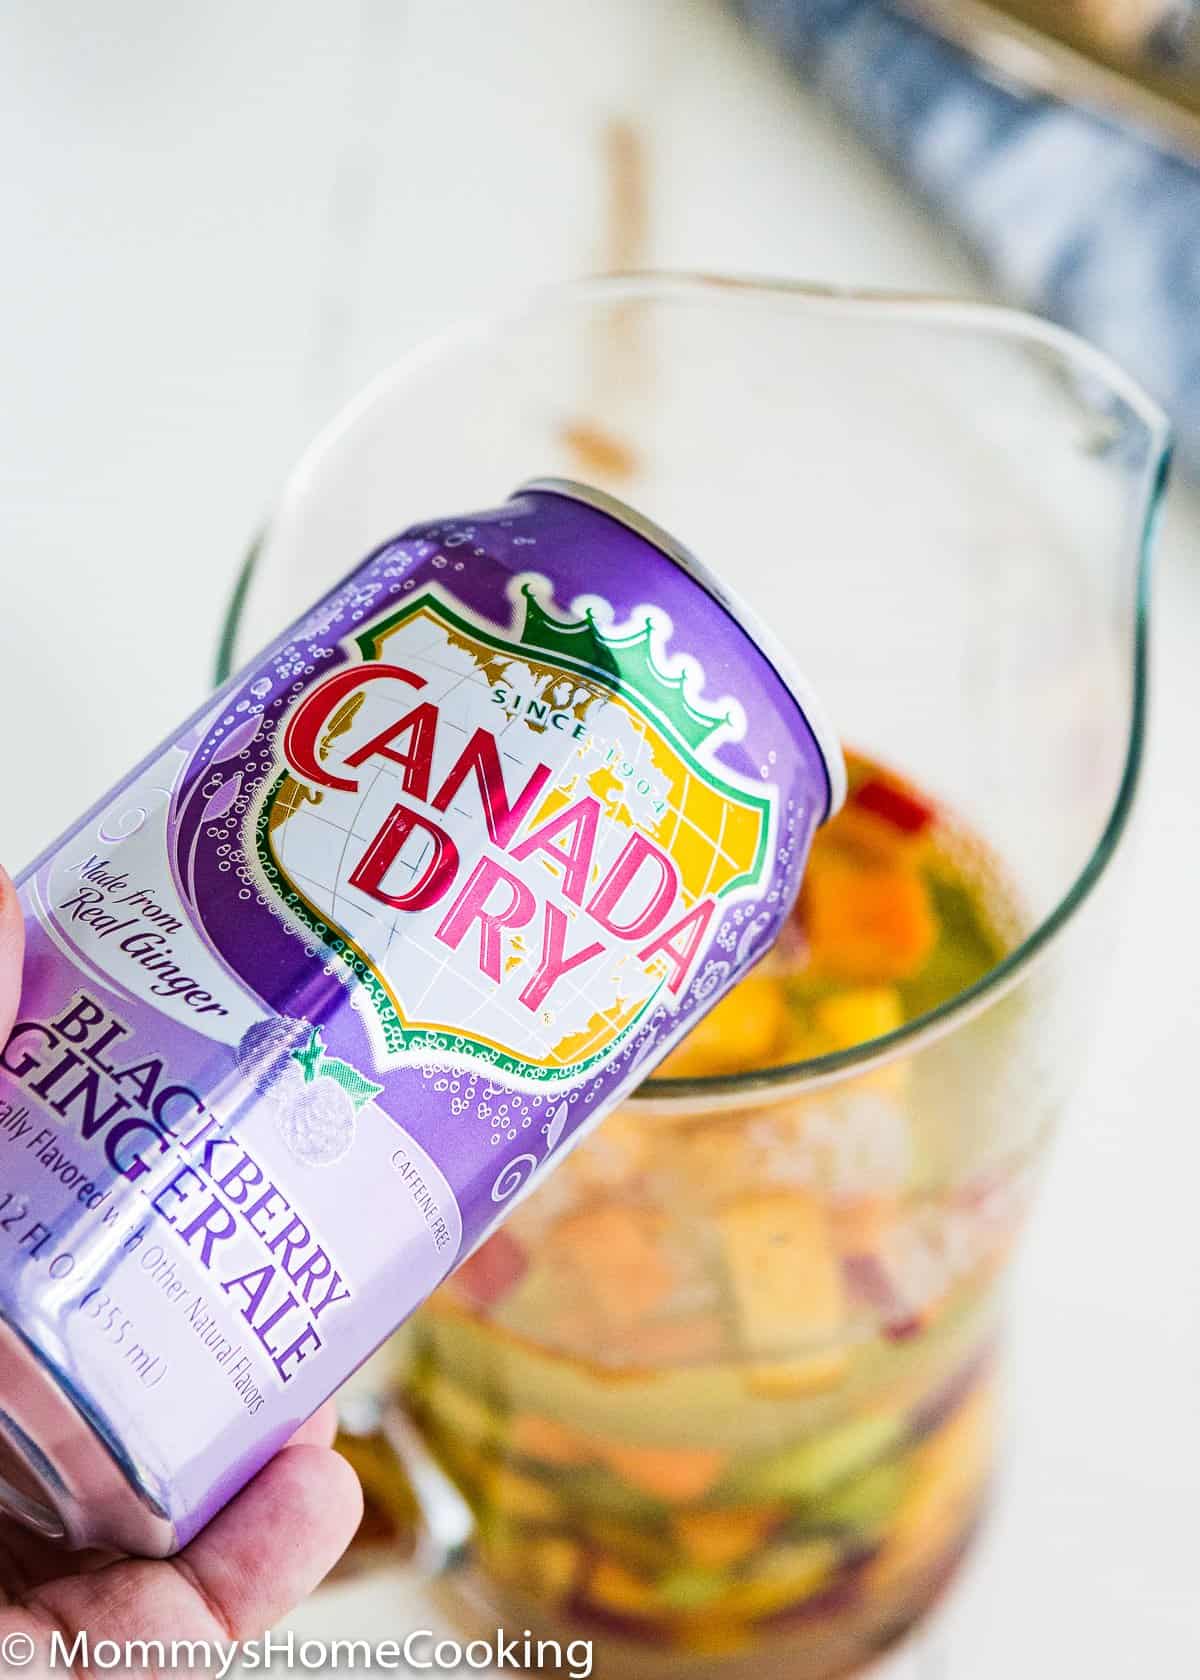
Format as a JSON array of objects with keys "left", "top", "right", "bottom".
[{"left": 737, "top": 0, "right": 1200, "bottom": 467}]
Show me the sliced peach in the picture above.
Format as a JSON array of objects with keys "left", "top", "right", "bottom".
[
  {"left": 804, "top": 855, "right": 937, "bottom": 983},
  {"left": 865, "top": 1383, "right": 994, "bottom": 1594},
  {"left": 603, "top": 1313, "right": 727, "bottom": 1369},
  {"left": 508, "top": 1410, "right": 594, "bottom": 1468},
  {"left": 597, "top": 1439, "right": 729, "bottom": 1503},
  {"left": 911, "top": 1381, "right": 994, "bottom": 1502},
  {"left": 656, "top": 975, "right": 790, "bottom": 1078}
]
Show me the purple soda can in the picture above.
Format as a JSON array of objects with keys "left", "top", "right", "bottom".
[{"left": 0, "top": 481, "right": 843, "bottom": 1554}]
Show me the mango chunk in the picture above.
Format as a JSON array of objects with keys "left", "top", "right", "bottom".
[
  {"left": 480, "top": 1462, "right": 561, "bottom": 1523},
  {"left": 657, "top": 975, "right": 789, "bottom": 1078},
  {"left": 598, "top": 1439, "right": 729, "bottom": 1503},
  {"left": 527, "top": 1535, "right": 583, "bottom": 1601},
  {"left": 805, "top": 856, "right": 937, "bottom": 982},
  {"left": 546, "top": 1203, "right": 675, "bottom": 1325},
  {"left": 586, "top": 1558, "right": 664, "bottom": 1619},
  {"left": 745, "top": 1350, "right": 848, "bottom": 1397},
  {"left": 813, "top": 986, "right": 904, "bottom": 1051},
  {"left": 717, "top": 1191, "right": 845, "bottom": 1357},
  {"left": 673, "top": 1505, "right": 782, "bottom": 1570}
]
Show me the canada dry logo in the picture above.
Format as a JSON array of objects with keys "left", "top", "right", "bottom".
[{"left": 250, "top": 579, "right": 776, "bottom": 1083}]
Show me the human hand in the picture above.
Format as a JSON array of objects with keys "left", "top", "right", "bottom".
[{"left": 0, "top": 867, "right": 363, "bottom": 1669}]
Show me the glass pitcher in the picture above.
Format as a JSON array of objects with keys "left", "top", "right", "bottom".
[{"left": 219, "top": 276, "right": 1168, "bottom": 1679}]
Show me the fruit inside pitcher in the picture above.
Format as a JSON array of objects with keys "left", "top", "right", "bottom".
[{"left": 338, "top": 750, "right": 1029, "bottom": 1673}]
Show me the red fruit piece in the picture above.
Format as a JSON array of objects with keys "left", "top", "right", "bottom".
[
  {"left": 452, "top": 1230, "right": 528, "bottom": 1309},
  {"left": 851, "top": 777, "right": 935, "bottom": 835}
]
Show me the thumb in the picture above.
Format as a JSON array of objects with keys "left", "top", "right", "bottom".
[{"left": 0, "top": 865, "right": 25, "bottom": 1045}]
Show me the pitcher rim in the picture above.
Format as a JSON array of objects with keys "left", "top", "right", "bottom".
[{"left": 215, "top": 272, "right": 1171, "bottom": 1110}]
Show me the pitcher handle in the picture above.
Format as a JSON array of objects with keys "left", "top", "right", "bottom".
[{"left": 338, "top": 1392, "right": 476, "bottom": 1579}]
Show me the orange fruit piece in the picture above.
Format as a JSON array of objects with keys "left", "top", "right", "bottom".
[
  {"left": 804, "top": 855, "right": 937, "bottom": 982},
  {"left": 598, "top": 1439, "right": 729, "bottom": 1503},
  {"left": 672, "top": 1505, "right": 782, "bottom": 1570},
  {"left": 656, "top": 974, "right": 789, "bottom": 1078},
  {"left": 547, "top": 1203, "right": 675, "bottom": 1324},
  {"left": 585, "top": 1558, "right": 663, "bottom": 1618}
]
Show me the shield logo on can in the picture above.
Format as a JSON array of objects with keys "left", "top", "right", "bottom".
[{"left": 251, "top": 578, "right": 775, "bottom": 1084}]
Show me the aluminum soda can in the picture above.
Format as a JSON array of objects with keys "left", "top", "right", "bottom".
[{"left": 0, "top": 480, "right": 843, "bottom": 1555}]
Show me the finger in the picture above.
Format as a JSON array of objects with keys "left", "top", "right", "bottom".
[
  {"left": 175, "top": 1442, "right": 362, "bottom": 1634},
  {"left": 0, "top": 866, "right": 24, "bottom": 1044},
  {"left": 18, "top": 1444, "right": 361, "bottom": 1647},
  {"left": 288, "top": 1398, "right": 339, "bottom": 1450},
  {"left": 0, "top": 1522, "right": 112, "bottom": 1597}
]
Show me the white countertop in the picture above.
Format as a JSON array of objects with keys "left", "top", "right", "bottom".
[{"left": 2, "top": 2, "right": 1197, "bottom": 1672}]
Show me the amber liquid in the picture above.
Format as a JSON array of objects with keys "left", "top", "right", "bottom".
[{"left": 340, "top": 753, "right": 1027, "bottom": 1677}]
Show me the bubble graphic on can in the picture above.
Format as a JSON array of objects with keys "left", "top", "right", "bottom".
[{"left": 0, "top": 481, "right": 843, "bottom": 1554}]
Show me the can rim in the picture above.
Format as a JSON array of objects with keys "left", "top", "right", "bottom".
[{"left": 514, "top": 477, "right": 846, "bottom": 821}]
